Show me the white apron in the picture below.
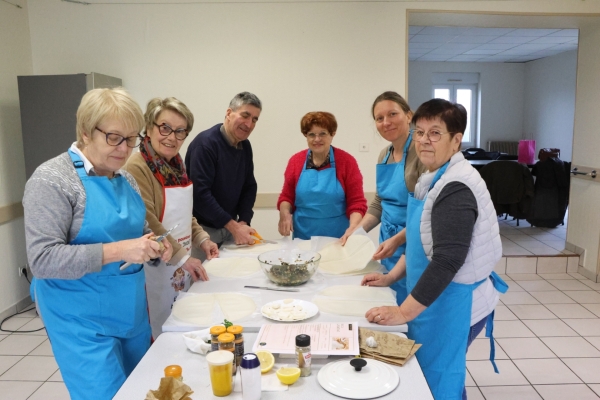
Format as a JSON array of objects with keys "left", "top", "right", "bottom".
[{"left": 145, "top": 182, "right": 194, "bottom": 340}]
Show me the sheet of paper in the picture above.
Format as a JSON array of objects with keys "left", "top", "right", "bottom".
[{"left": 252, "top": 322, "right": 359, "bottom": 356}]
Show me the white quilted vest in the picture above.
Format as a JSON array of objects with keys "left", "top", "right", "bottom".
[{"left": 416, "top": 151, "right": 503, "bottom": 325}]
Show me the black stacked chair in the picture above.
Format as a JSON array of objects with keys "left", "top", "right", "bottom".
[
  {"left": 479, "top": 161, "right": 535, "bottom": 226},
  {"left": 463, "top": 147, "right": 490, "bottom": 160},
  {"left": 526, "top": 157, "right": 571, "bottom": 228}
]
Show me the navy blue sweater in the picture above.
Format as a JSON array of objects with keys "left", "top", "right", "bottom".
[{"left": 185, "top": 124, "right": 257, "bottom": 229}]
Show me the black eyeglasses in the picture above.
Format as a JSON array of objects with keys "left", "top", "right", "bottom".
[
  {"left": 414, "top": 129, "right": 453, "bottom": 143},
  {"left": 154, "top": 123, "right": 189, "bottom": 141},
  {"left": 95, "top": 127, "right": 141, "bottom": 148}
]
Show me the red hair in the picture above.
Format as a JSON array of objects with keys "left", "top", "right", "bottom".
[{"left": 300, "top": 111, "right": 337, "bottom": 135}]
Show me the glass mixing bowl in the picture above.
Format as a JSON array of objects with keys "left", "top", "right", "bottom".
[{"left": 258, "top": 249, "right": 321, "bottom": 286}]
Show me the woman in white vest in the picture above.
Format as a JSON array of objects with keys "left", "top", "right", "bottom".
[
  {"left": 362, "top": 99, "right": 508, "bottom": 400},
  {"left": 125, "top": 97, "right": 219, "bottom": 339}
]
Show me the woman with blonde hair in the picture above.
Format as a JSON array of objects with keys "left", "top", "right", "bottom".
[
  {"left": 342, "top": 91, "right": 426, "bottom": 304},
  {"left": 125, "top": 97, "right": 218, "bottom": 339},
  {"left": 23, "top": 87, "right": 172, "bottom": 399}
]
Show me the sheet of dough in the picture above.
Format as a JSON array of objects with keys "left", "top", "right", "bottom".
[
  {"left": 204, "top": 257, "right": 261, "bottom": 278},
  {"left": 171, "top": 293, "right": 256, "bottom": 325},
  {"left": 215, "top": 293, "right": 258, "bottom": 322},
  {"left": 171, "top": 293, "right": 216, "bottom": 326},
  {"left": 337, "top": 259, "right": 383, "bottom": 276},
  {"left": 222, "top": 242, "right": 282, "bottom": 254},
  {"left": 317, "top": 235, "right": 376, "bottom": 274},
  {"left": 313, "top": 285, "right": 397, "bottom": 317}
]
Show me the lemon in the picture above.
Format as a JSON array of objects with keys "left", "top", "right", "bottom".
[
  {"left": 276, "top": 367, "right": 301, "bottom": 385},
  {"left": 255, "top": 350, "right": 275, "bottom": 374}
]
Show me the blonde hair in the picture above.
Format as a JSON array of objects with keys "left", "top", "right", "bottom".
[
  {"left": 144, "top": 97, "right": 194, "bottom": 136},
  {"left": 76, "top": 87, "right": 144, "bottom": 148}
]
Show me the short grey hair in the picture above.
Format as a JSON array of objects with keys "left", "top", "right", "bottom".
[{"left": 228, "top": 92, "right": 262, "bottom": 111}]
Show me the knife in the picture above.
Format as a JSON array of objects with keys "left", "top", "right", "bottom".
[
  {"left": 120, "top": 224, "right": 180, "bottom": 270},
  {"left": 244, "top": 285, "right": 300, "bottom": 292}
]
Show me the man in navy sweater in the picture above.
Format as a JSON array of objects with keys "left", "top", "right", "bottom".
[{"left": 185, "top": 92, "right": 261, "bottom": 247}]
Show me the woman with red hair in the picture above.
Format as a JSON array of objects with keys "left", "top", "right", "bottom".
[{"left": 277, "top": 112, "right": 367, "bottom": 240}]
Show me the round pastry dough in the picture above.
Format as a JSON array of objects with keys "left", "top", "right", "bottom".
[
  {"left": 318, "top": 235, "right": 376, "bottom": 274},
  {"left": 312, "top": 285, "right": 397, "bottom": 317},
  {"left": 172, "top": 293, "right": 257, "bottom": 325},
  {"left": 203, "top": 257, "right": 261, "bottom": 278},
  {"left": 223, "top": 242, "right": 282, "bottom": 254}
]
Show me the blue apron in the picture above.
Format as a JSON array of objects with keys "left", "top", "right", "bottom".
[
  {"left": 405, "top": 163, "right": 507, "bottom": 400},
  {"left": 30, "top": 150, "right": 151, "bottom": 400},
  {"left": 293, "top": 147, "right": 349, "bottom": 240},
  {"left": 377, "top": 135, "right": 412, "bottom": 304}
]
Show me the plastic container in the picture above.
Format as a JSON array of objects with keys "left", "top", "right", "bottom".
[
  {"left": 227, "top": 325, "right": 244, "bottom": 370},
  {"left": 206, "top": 350, "right": 234, "bottom": 397},
  {"left": 218, "top": 332, "right": 236, "bottom": 375},
  {"left": 210, "top": 326, "right": 227, "bottom": 352},
  {"left": 240, "top": 353, "right": 262, "bottom": 400},
  {"left": 295, "top": 334, "right": 311, "bottom": 377}
]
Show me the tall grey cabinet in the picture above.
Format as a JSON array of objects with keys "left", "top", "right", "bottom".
[{"left": 18, "top": 72, "right": 122, "bottom": 179}]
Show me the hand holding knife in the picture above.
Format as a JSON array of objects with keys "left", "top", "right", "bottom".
[{"left": 120, "top": 224, "right": 179, "bottom": 270}]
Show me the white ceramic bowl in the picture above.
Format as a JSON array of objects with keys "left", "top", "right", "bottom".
[{"left": 258, "top": 249, "right": 321, "bottom": 286}]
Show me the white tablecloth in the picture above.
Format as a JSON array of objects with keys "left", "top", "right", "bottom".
[
  {"left": 113, "top": 332, "right": 433, "bottom": 400},
  {"left": 162, "top": 269, "right": 407, "bottom": 333}
]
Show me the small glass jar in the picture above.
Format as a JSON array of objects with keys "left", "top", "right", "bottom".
[
  {"left": 218, "top": 332, "right": 236, "bottom": 375},
  {"left": 210, "top": 326, "right": 227, "bottom": 352},
  {"left": 295, "top": 334, "right": 311, "bottom": 377},
  {"left": 227, "top": 325, "right": 244, "bottom": 370},
  {"left": 164, "top": 364, "right": 183, "bottom": 381}
]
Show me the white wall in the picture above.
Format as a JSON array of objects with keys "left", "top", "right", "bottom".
[
  {"left": 0, "top": 0, "right": 33, "bottom": 315},
  {"left": 568, "top": 21, "right": 600, "bottom": 277},
  {"left": 524, "top": 50, "right": 577, "bottom": 161},
  {"left": 408, "top": 61, "right": 526, "bottom": 148},
  {"left": 27, "top": 0, "right": 410, "bottom": 196}
]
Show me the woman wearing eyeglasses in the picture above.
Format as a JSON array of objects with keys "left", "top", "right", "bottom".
[
  {"left": 362, "top": 99, "right": 507, "bottom": 400},
  {"left": 23, "top": 88, "right": 173, "bottom": 399},
  {"left": 124, "top": 97, "right": 219, "bottom": 339},
  {"left": 277, "top": 111, "right": 367, "bottom": 240}
]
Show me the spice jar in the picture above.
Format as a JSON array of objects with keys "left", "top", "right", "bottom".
[
  {"left": 210, "top": 325, "right": 227, "bottom": 352},
  {"left": 218, "top": 332, "right": 236, "bottom": 375},
  {"left": 164, "top": 365, "right": 183, "bottom": 381},
  {"left": 295, "top": 334, "right": 311, "bottom": 377},
  {"left": 227, "top": 325, "right": 244, "bottom": 370}
]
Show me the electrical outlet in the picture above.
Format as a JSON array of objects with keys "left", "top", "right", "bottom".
[{"left": 18, "top": 266, "right": 23, "bottom": 277}]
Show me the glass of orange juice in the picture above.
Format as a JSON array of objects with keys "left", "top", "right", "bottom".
[{"left": 206, "top": 350, "right": 234, "bottom": 396}]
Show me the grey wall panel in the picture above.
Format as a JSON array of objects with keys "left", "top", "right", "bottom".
[{"left": 18, "top": 74, "right": 87, "bottom": 179}]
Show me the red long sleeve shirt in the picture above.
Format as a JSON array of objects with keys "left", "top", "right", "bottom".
[{"left": 277, "top": 147, "right": 367, "bottom": 218}]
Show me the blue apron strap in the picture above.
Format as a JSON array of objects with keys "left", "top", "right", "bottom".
[
  {"left": 490, "top": 271, "right": 509, "bottom": 294},
  {"left": 485, "top": 272, "right": 509, "bottom": 374},
  {"left": 485, "top": 310, "right": 499, "bottom": 374},
  {"left": 382, "top": 146, "right": 393, "bottom": 163},
  {"left": 68, "top": 149, "right": 87, "bottom": 179}
]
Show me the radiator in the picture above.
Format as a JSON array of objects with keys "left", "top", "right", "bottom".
[{"left": 487, "top": 141, "right": 519, "bottom": 155}]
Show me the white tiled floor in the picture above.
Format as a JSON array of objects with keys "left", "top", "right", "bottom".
[
  {"left": 2, "top": 271, "right": 599, "bottom": 399},
  {"left": 467, "top": 272, "right": 600, "bottom": 399},
  {"left": 499, "top": 213, "right": 572, "bottom": 257}
]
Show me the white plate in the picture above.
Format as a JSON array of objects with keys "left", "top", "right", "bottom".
[
  {"left": 317, "top": 358, "right": 399, "bottom": 399},
  {"left": 261, "top": 299, "right": 319, "bottom": 322}
]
